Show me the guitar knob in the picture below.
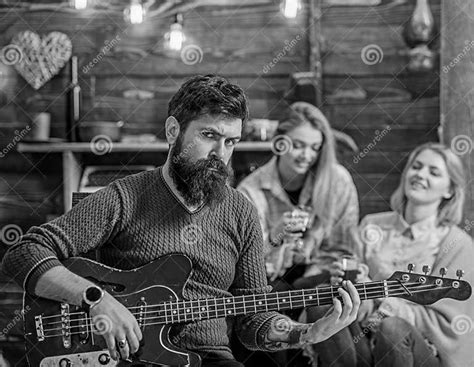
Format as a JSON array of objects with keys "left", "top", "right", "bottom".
[
  {"left": 407, "top": 263, "right": 415, "bottom": 273},
  {"left": 439, "top": 267, "right": 447, "bottom": 278},
  {"left": 422, "top": 265, "right": 431, "bottom": 275},
  {"left": 59, "top": 359, "right": 72, "bottom": 367},
  {"left": 456, "top": 269, "right": 465, "bottom": 279},
  {"left": 98, "top": 353, "right": 111, "bottom": 365}
]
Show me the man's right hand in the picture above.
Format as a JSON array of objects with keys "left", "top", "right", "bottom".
[{"left": 90, "top": 292, "right": 143, "bottom": 361}]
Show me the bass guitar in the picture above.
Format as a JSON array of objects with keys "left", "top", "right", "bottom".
[{"left": 24, "top": 254, "right": 471, "bottom": 366}]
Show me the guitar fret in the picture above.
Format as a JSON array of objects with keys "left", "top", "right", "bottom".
[
  {"left": 164, "top": 302, "right": 168, "bottom": 324},
  {"left": 264, "top": 293, "right": 268, "bottom": 312},
  {"left": 206, "top": 299, "right": 210, "bottom": 320},
  {"left": 316, "top": 288, "right": 319, "bottom": 305},
  {"left": 302, "top": 290, "right": 306, "bottom": 307},
  {"left": 242, "top": 296, "right": 246, "bottom": 314},
  {"left": 276, "top": 292, "right": 280, "bottom": 311},
  {"left": 253, "top": 294, "right": 257, "bottom": 313},
  {"left": 363, "top": 283, "right": 367, "bottom": 300}
]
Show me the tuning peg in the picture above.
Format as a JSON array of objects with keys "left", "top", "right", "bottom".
[
  {"left": 407, "top": 263, "right": 415, "bottom": 273},
  {"left": 422, "top": 265, "right": 431, "bottom": 275},
  {"left": 439, "top": 268, "right": 448, "bottom": 278},
  {"left": 456, "top": 269, "right": 465, "bottom": 279}
]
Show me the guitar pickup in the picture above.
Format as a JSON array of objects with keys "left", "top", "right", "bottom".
[{"left": 61, "top": 303, "right": 71, "bottom": 349}]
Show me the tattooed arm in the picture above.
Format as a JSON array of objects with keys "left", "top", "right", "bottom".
[{"left": 258, "top": 281, "right": 361, "bottom": 350}]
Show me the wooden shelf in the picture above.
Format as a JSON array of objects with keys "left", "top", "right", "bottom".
[
  {"left": 17, "top": 141, "right": 273, "bottom": 153},
  {"left": 16, "top": 141, "right": 273, "bottom": 212}
]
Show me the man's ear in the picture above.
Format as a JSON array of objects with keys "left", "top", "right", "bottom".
[{"left": 165, "top": 116, "right": 180, "bottom": 144}]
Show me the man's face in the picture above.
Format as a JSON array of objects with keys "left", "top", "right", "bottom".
[{"left": 169, "top": 114, "right": 242, "bottom": 206}]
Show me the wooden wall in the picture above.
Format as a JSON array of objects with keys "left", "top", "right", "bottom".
[{"left": 0, "top": 0, "right": 441, "bottom": 358}]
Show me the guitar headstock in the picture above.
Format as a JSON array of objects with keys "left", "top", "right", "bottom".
[{"left": 387, "top": 264, "right": 472, "bottom": 305}]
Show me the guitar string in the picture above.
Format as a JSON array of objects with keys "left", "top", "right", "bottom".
[
  {"left": 37, "top": 281, "right": 455, "bottom": 329},
  {"left": 37, "top": 280, "right": 414, "bottom": 324},
  {"left": 38, "top": 284, "right": 452, "bottom": 337},
  {"left": 37, "top": 279, "right": 440, "bottom": 321},
  {"left": 39, "top": 285, "right": 454, "bottom": 338}
]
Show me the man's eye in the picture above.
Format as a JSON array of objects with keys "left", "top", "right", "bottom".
[
  {"left": 225, "top": 139, "right": 237, "bottom": 146},
  {"left": 202, "top": 132, "right": 214, "bottom": 139}
]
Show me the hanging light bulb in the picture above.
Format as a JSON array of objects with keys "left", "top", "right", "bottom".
[
  {"left": 124, "top": 0, "right": 146, "bottom": 25},
  {"left": 71, "top": 0, "right": 87, "bottom": 10},
  {"left": 281, "top": 0, "right": 300, "bottom": 19},
  {"left": 168, "top": 14, "right": 185, "bottom": 51}
]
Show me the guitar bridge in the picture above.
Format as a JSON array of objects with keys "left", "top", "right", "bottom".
[
  {"left": 61, "top": 303, "right": 72, "bottom": 349},
  {"left": 35, "top": 315, "right": 45, "bottom": 342}
]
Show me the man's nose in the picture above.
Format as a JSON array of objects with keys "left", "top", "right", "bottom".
[{"left": 211, "top": 140, "right": 226, "bottom": 160}]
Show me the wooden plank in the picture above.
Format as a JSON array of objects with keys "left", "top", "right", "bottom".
[
  {"left": 320, "top": 0, "right": 441, "bottom": 26},
  {"left": 323, "top": 73, "right": 440, "bottom": 99},
  {"left": 324, "top": 97, "right": 439, "bottom": 129},
  {"left": 440, "top": 0, "right": 474, "bottom": 234}
]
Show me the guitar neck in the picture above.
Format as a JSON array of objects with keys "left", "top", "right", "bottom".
[{"left": 157, "top": 280, "right": 408, "bottom": 324}]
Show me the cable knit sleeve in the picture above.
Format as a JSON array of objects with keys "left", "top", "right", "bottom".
[
  {"left": 231, "top": 198, "right": 282, "bottom": 351},
  {"left": 1, "top": 183, "right": 125, "bottom": 295}
]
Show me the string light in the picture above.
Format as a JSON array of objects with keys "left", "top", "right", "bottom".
[
  {"left": 281, "top": 0, "right": 300, "bottom": 19},
  {"left": 167, "top": 14, "right": 185, "bottom": 51},
  {"left": 124, "top": 0, "right": 146, "bottom": 25},
  {"left": 71, "top": 0, "right": 87, "bottom": 10}
]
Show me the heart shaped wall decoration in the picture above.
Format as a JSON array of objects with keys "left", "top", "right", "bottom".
[{"left": 10, "top": 31, "right": 72, "bottom": 90}]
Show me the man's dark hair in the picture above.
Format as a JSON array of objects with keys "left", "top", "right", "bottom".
[{"left": 168, "top": 74, "right": 249, "bottom": 133}]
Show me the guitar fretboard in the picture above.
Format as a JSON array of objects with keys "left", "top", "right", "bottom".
[{"left": 156, "top": 280, "right": 396, "bottom": 324}]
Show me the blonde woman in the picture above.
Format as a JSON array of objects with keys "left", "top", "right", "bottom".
[
  {"left": 238, "top": 102, "right": 359, "bottom": 289},
  {"left": 313, "top": 142, "right": 474, "bottom": 367}
]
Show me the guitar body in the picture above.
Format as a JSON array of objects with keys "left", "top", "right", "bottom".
[{"left": 24, "top": 254, "right": 201, "bottom": 367}]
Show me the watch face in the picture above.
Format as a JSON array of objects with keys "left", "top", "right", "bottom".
[{"left": 86, "top": 286, "right": 102, "bottom": 303}]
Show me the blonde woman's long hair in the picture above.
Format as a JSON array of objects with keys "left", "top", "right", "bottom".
[
  {"left": 276, "top": 102, "right": 337, "bottom": 234},
  {"left": 390, "top": 142, "right": 466, "bottom": 226}
]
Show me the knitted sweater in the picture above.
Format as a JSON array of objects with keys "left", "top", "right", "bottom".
[{"left": 1, "top": 168, "right": 281, "bottom": 359}]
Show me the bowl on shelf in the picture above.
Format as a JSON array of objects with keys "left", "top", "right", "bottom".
[{"left": 79, "top": 121, "right": 124, "bottom": 142}]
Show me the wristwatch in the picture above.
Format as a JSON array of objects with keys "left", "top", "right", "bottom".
[{"left": 81, "top": 285, "right": 104, "bottom": 311}]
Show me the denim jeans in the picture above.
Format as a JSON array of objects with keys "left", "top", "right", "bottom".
[
  {"left": 373, "top": 316, "right": 441, "bottom": 367},
  {"left": 307, "top": 314, "right": 441, "bottom": 367}
]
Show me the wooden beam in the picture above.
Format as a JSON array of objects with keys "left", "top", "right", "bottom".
[{"left": 440, "top": 1, "right": 474, "bottom": 234}]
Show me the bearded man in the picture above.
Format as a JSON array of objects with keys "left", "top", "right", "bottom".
[{"left": 2, "top": 75, "right": 359, "bottom": 366}]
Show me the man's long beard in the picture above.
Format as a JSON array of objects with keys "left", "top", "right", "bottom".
[{"left": 169, "top": 139, "right": 232, "bottom": 207}]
